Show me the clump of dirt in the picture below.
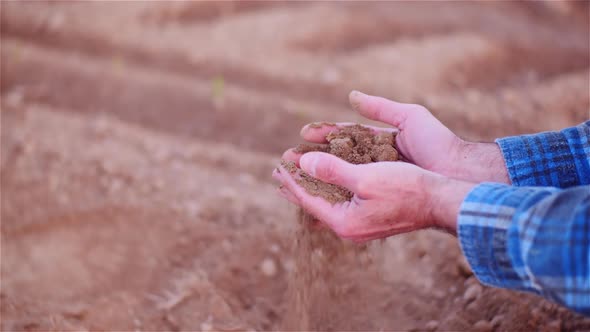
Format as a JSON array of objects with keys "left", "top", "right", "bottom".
[
  {"left": 296, "top": 124, "right": 398, "bottom": 165},
  {"left": 284, "top": 124, "right": 399, "bottom": 204}
]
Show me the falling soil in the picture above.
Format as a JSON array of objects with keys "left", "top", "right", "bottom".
[
  {"left": 283, "top": 125, "right": 398, "bottom": 330},
  {"left": 285, "top": 124, "right": 399, "bottom": 204},
  {"left": 283, "top": 210, "right": 376, "bottom": 330}
]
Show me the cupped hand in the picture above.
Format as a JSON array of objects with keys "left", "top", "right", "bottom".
[
  {"left": 273, "top": 152, "right": 474, "bottom": 242},
  {"left": 285, "top": 91, "right": 509, "bottom": 184}
]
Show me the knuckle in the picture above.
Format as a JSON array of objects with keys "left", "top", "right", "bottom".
[{"left": 355, "top": 179, "right": 372, "bottom": 196}]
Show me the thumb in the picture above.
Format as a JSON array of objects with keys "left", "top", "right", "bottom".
[
  {"left": 349, "top": 90, "right": 428, "bottom": 129},
  {"left": 299, "top": 152, "right": 359, "bottom": 190}
]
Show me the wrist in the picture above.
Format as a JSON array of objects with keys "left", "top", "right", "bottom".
[
  {"left": 452, "top": 141, "right": 510, "bottom": 184},
  {"left": 426, "top": 174, "right": 476, "bottom": 234}
]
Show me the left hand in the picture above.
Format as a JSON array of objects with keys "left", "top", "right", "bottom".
[{"left": 273, "top": 152, "right": 474, "bottom": 242}]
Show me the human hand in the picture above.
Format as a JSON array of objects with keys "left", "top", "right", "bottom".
[
  {"left": 272, "top": 152, "right": 475, "bottom": 242},
  {"left": 286, "top": 91, "right": 510, "bottom": 184}
]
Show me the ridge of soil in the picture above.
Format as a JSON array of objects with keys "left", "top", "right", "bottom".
[{"left": 2, "top": 2, "right": 590, "bottom": 331}]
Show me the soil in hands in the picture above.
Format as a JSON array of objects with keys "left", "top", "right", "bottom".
[
  {"left": 282, "top": 124, "right": 399, "bottom": 330},
  {"left": 282, "top": 124, "right": 399, "bottom": 204}
]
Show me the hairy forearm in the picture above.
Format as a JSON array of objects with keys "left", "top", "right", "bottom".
[{"left": 452, "top": 141, "right": 510, "bottom": 184}]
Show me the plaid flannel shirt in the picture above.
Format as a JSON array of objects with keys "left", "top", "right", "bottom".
[{"left": 458, "top": 121, "right": 590, "bottom": 315}]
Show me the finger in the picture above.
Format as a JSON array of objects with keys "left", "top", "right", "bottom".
[
  {"left": 299, "top": 122, "right": 350, "bottom": 143},
  {"left": 281, "top": 148, "right": 302, "bottom": 166},
  {"left": 272, "top": 168, "right": 284, "bottom": 182},
  {"left": 276, "top": 164, "right": 343, "bottom": 227},
  {"left": 349, "top": 90, "right": 428, "bottom": 129},
  {"left": 299, "top": 152, "right": 360, "bottom": 191},
  {"left": 300, "top": 122, "right": 397, "bottom": 143}
]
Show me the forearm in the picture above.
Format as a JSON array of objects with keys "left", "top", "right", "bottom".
[
  {"left": 442, "top": 121, "right": 590, "bottom": 187},
  {"left": 449, "top": 141, "right": 510, "bottom": 184},
  {"left": 427, "top": 175, "right": 476, "bottom": 235}
]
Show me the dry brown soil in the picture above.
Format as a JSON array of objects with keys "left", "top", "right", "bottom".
[
  {"left": 286, "top": 124, "right": 399, "bottom": 203},
  {"left": 1, "top": 1, "right": 590, "bottom": 331}
]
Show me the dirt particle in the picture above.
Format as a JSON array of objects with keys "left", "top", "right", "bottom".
[
  {"left": 221, "top": 239, "right": 232, "bottom": 252},
  {"left": 200, "top": 321, "right": 213, "bottom": 332},
  {"left": 541, "top": 320, "right": 562, "bottom": 332},
  {"left": 490, "top": 314, "right": 504, "bottom": 327},
  {"left": 425, "top": 320, "right": 439, "bottom": 331},
  {"left": 62, "top": 303, "right": 88, "bottom": 320},
  {"left": 294, "top": 143, "right": 329, "bottom": 154},
  {"left": 371, "top": 144, "right": 398, "bottom": 162},
  {"left": 282, "top": 258, "right": 295, "bottom": 272},
  {"left": 373, "top": 132, "right": 395, "bottom": 145},
  {"left": 269, "top": 243, "right": 280, "bottom": 253},
  {"left": 260, "top": 258, "right": 278, "bottom": 277},
  {"left": 4, "top": 88, "right": 25, "bottom": 107},
  {"left": 473, "top": 320, "right": 493, "bottom": 332},
  {"left": 329, "top": 138, "right": 354, "bottom": 160}
]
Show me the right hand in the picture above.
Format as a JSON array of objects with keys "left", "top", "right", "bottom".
[{"left": 284, "top": 91, "right": 510, "bottom": 184}]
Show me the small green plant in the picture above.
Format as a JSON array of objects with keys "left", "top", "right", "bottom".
[{"left": 211, "top": 75, "right": 225, "bottom": 108}]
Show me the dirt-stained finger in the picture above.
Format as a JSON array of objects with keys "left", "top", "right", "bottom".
[
  {"left": 299, "top": 122, "right": 348, "bottom": 143},
  {"left": 272, "top": 168, "right": 289, "bottom": 183},
  {"left": 281, "top": 148, "right": 302, "bottom": 166},
  {"left": 300, "top": 122, "right": 398, "bottom": 143}
]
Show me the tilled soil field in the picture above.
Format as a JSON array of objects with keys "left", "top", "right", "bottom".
[{"left": 1, "top": 1, "right": 589, "bottom": 331}]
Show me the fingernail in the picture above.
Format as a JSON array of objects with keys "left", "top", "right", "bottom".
[
  {"left": 300, "top": 123, "right": 315, "bottom": 136},
  {"left": 349, "top": 90, "right": 367, "bottom": 112},
  {"left": 300, "top": 122, "right": 335, "bottom": 136},
  {"left": 300, "top": 153, "right": 319, "bottom": 177}
]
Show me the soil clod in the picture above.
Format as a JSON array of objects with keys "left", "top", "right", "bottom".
[{"left": 290, "top": 124, "right": 399, "bottom": 204}]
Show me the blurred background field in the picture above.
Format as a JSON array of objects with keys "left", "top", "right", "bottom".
[{"left": 1, "top": 1, "right": 589, "bottom": 331}]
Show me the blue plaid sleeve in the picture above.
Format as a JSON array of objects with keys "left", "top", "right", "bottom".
[
  {"left": 458, "top": 183, "right": 590, "bottom": 315},
  {"left": 496, "top": 121, "right": 590, "bottom": 188}
]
